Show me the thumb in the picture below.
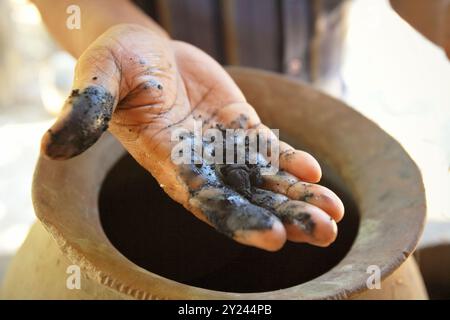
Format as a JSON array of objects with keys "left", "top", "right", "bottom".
[{"left": 41, "top": 50, "right": 121, "bottom": 160}]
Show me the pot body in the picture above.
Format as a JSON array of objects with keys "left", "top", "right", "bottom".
[
  {"left": 1, "top": 222, "right": 427, "bottom": 299},
  {"left": 1, "top": 68, "right": 428, "bottom": 299}
]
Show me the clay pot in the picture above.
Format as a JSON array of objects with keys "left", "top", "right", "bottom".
[
  {"left": 1, "top": 67, "right": 427, "bottom": 299},
  {"left": 415, "top": 243, "right": 450, "bottom": 299}
]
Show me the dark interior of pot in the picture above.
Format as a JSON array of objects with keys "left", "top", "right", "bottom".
[{"left": 99, "top": 150, "right": 360, "bottom": 293}]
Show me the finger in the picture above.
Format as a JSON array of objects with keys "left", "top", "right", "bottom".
[
  {"left": 215, "top": 117, "right": 321, "bottom": 184},
  {"left": 279, "top": 141, "right": 322, "bottom": 183},
  {"left": 262, "top": 171, "right": 344, "bottom": 222},
  {"left": 251, "top": 188, "right": 338, "bottom": 247},
  {"left": 189, "top": 186, "right": 286, "bottom": 252},
  {"left": 41, "top": 49, "right": 121, "bottom": 160},
  {"left": 210, "top": 102, "right": 261, "bottom": 129},
  {"left": 175, "top": 150, "right": 286, "bottom": 252},
  {"left": 117, "top": 119, "right": 288, "bottom": 252}
]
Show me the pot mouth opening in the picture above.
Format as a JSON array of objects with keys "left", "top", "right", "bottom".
[{"left": 99, "top": 153, "right": 360, "bottom": 293}]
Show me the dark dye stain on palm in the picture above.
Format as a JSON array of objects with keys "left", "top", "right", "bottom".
[
  {"left": 276, "top": 202, "right": 316, "bottom": 235},
  {"left": 192, "top": 187, "right": 274, "bottom": 238},
  {"left": 249, "top": 188, "right": 315, "bottom": 235},
  {"left": 179, "top": 163, "right": 274, "bottom": 238},
  {"left": 250, "top": 188, "right": 289, "bottom": 210},
  {"left": 292, "top": 213, "right": 315, "bottom": 234},
  {"left": 143, "top": 79, "right": 163, "bottom": 90},
  {"left": 219, "top": 164, "right": 262, "bottom": 199},
  {"left": 229, "top": 113, "right": 250, "bottom": 129},
  {"left": 44, "top": 86, "right": 115, "bottom": 159},
  {"left": 168, "top": 124, "right": 313, "bottom": 240},
  {"left": 299, "top": 192, "right": 315, "bottom": 202},
  {"left": 99, "top": 154, "right": 360, "bottom": 293},
  {"left": 176, "top": 134, "right": 274, "bottom": 238}
]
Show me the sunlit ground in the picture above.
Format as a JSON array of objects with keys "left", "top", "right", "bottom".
[{"left": 0, "top": 0, "right": 449, "bottom": 269}]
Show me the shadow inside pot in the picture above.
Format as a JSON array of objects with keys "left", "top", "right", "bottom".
[{"left": 99, "top": 153, "right": 360, "bottom": 293}]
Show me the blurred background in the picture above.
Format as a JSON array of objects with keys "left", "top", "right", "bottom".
[{"left": 0, "top": 0, "right": 449, "bottom": 292}]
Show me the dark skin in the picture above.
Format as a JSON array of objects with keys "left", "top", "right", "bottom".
[{"left": 33, "top": 1, "right": 345, "bottom": 251}]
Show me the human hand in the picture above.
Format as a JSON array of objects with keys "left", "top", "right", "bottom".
[{"left": 41, "top": 24, "right": 344, "bottom": 251}]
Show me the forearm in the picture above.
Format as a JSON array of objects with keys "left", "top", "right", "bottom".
[{"left": 31, "top": 0, "right": 169, "bottom": 58}]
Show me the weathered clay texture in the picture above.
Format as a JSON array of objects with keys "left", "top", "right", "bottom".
[{"left": 1, "top": 68, "right": 427, "bottom": 299}]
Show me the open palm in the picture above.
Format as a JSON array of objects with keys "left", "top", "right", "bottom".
[{"left": 42, "top": 24, "right": 344, "bottom": 251}]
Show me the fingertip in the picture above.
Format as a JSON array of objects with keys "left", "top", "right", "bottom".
[
  {"left": 282, "top": 202, "right": 338, "bottom": 247},
  {"left": 263, "top": 220, "right": 287, "bottom": 251},
  {"left": 40, "top": 129, "right": 64, "bottom": 160},
  {"left": 313, "top": 189, "right": 345, "bottom": 223},
  {"left": 314, "top": 218, "right": 338, "bottom": 247},
  {"left": 40, "top": 86, "right": 115, "bottom": 160},
  {"left": 302, "top": 152, "right": 322, "bottom": 183},
  {"left": 40, "top": 125, "right": 78, "bottom": 160},
  {"left": 235, "top": 219, "right": 287, "bottom": 252},
  {"left": 280, "top": 150, "right": 322, "bottom": 183},
  {"left": 40, "top": 129, "right": 52, "bottom": 158},
  {"left": 333, "top": 196, "right": 345, "bottom": 223},
  {"left": 40, "top": 123, "right": 95, "bottom": 160}
]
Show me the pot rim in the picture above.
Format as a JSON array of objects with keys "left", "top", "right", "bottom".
[{"left": 32, "top": 67, "right": 426, "bottom": 299}]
